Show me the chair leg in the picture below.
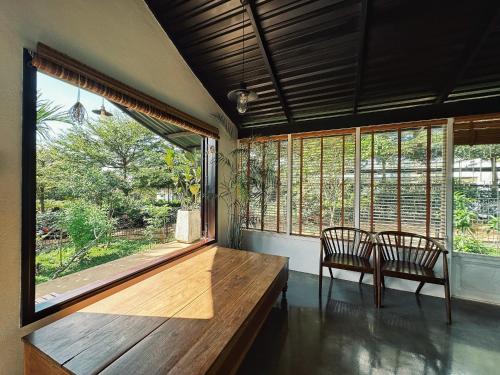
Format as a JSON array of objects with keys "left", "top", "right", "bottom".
[
  {"left": 416, "top": 281, "right": 425, "bottom": 295},
  {"left": 359, "top": 273, "right": 365, "bottom": 283},
  {"left": 328, "top": 267, "right": 334, "bottom": 279},
  {"left": 445, "top": 280, "right": 452, "bottom": 324},
  {"left": 381, "top": 276, "right": 385, "bottom": 289}
]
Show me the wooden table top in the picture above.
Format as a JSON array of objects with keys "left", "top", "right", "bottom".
[{"left": 24, "top": 246, "right": 288, "bottom": 375}]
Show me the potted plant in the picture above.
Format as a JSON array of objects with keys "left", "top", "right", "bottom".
[{"left": 165, "top": 148, "right": 201, "bottom": 243}]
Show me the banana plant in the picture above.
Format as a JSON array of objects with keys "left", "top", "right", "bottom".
[{"left": 165, "top": 148, "right": 201, "bottom": 210}]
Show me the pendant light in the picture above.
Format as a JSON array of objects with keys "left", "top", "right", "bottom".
[
  {"left": 227, "top": 2, "right": 258, "bottom": 114},
  {"left": 69, "top": 75, "right": 87, "bottom": 125},
  {"left": 92, "top": 98, "right": 113, "bottom": 119}
]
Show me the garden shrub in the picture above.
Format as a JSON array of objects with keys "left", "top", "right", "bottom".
[
  {"left": 59, "top": 201, "right": 115, "bottom": 251},
  {"left": 144, "top": 203, "right": 176, "bottom": 243},
  {"left": 454, "top": 233, "right": 496, "bottom": 255}
]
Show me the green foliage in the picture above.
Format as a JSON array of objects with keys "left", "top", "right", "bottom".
[
  {"left": 453, "top": 192, "right": 477, "bottom": 233},
  {"left": 144, "top": 203, "right": 172, "bottom": 239},
  {"left": 216, "top": 143, "right": 277, "bottom": 248},
  {"left": 488, "top": 216, "right": 499, "bottom": 233},
  {"left": 36, "top": 92, "right": 71, "bottom": 141},
  {"left": 56, "top": 113, "right": 165, "bottom": 194},
  {"left": 35, "top": 239, "right": 151, "bottom": 284},
  {"left": 58, "top": 201, "right": 115, "bottom": 251},
  {"left": 453, "top": 233, "right": 497, "bottom": 256},
  {"left": 165, "top": 148, "right": 201, "bottom": 209}
]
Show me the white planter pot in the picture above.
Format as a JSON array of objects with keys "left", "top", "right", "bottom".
[{"left": 175, "top": 209, "right": 201, "bottom": 243}]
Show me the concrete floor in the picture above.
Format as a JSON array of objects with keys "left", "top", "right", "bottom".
[{"left": 238, "top": 271, "right": 500, "bottom": 375}]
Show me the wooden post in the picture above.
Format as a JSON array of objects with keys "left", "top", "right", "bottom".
[
  {"left": 426, "top": 125, "right": 432, "bottom": 237},
  {"left": 276, "top": 141, "right": 281, "bottom": 232},
  {"left": 397, "top": 129, "right": 402, "bottom": 231},
  {"left": 299, "top": 138, "right": 304, "bottom": 235},
  {"left": 319, "top": 137, "right": 324, "bottom": 233}
]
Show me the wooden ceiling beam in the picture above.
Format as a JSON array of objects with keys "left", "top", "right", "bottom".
[
  {"left": 239, "top": 96, "right": 500, "bottom": 138},
  {"left": 242, "top": 0, "right": 294, "bottom": 125},
  {"left": 353, "top": 0, "right": 369, "bottom": 114},
  {"left": 435, "top": 2, "right": 500, "bottom": 104}
]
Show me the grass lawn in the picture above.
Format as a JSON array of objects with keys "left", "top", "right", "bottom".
[{"left": 35, "top": 238, "right": 153, "bottom": 284}]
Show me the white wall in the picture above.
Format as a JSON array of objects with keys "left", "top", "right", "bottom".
[
  {"left": 452, "top": 252, "right": 500, "bottom": 304},
  {"left": 242, "top": 230, "right": 447, "bottom": 298},
  {"left": 0, "top": 1, "right": 235, "bottom": 373}
]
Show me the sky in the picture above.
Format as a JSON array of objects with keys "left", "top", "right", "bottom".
[
  {"left": 37, "top": 72, "right": 117, "bottom": 136},
  {"left": 36, "top": 72, "right": 192, "bottom": 152}
]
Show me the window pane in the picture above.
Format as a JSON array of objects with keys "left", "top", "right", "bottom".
[
  {"left": 400, "top": 127, "right": 427, "bottom": 234},
  {"left": 454, "top": 142, "right": 499, "bottom": 256},
  {"left": 291, "top": 134, "right": 355, "bottom": 236},
  {"left": 361, "top": 125, "right": 447, "bottom": 237},
  {"left": 322, "top": 135, "right": 355, "bottom": 229},
  {"left": 360, "top": 133, "right": 373, "bottom": 232},
  {"left": 245, "top": 140, "right": 288, "bottom": 233},
  {"left": 35, "top": 72, "right": 203, "bottom": 307}
]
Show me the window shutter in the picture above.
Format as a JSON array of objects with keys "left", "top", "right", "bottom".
[
  {"left": 360, "top": 122, "right": 447, "bottom": 238},
  {"left": 243, "top": 138, "right": 288, "bottom": 233},
  {"left": 291, "top": 131, "right": 356, "bottom": 236},
  {"left": 454, "top": 114, "right": 500, "bottom": 146}
]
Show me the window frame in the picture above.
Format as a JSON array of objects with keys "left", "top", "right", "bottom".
[
  {"left": 21, "top": 50, "right": 217, "bottom": 326},
  {"left": 242, "top": 121, "right": 448, "bottom": 240}
]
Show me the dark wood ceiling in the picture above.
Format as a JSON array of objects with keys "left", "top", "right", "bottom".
[{"left": 145, "top": 0, "right": 500, "bottom": 137}]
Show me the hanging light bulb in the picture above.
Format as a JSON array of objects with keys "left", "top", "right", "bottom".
[
  {"left": 227, "top": 2, "right": 258, "bottom": 114},
  {"left": 237, "top": 92, "right": 248, "bottom": 114},
  {"left": 92, "top": 98, "right": 113, "bottom": 119},
  {"left": 229, "top": 82, "right": 258, "bottom": 114}
]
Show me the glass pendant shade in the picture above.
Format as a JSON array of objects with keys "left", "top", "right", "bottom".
[
  {"left": 226, "top": 5, "right": 257, "bottom": 114},
  {"left": 92, "top": 101, "right": 113, "bottom": 118},
  {"left": 237, "top": 92, "right": 248, "bottom": 114},
  {"left": 227, "top": 82, "right": 258, "bottom": 114}
]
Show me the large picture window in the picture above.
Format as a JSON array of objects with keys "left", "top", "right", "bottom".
[{"left": 22, "top": 48, "right": 217, "bottom": 325}]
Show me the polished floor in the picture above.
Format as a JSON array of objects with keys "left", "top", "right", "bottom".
[{"left": 238, "top": 271, "right": 500, "bottom": 375}]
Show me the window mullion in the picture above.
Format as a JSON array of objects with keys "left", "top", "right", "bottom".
[
  {"left": 276, "top": 140, "right": 281, "bottom": 233},
  {"left": 286, "top": 134, "right": 292, "bottom": 235},
  {"left": 426, "top": 125, "right": 432, "bottom": 237},
  {"left": 445, "top": 118, "right": 454, "bottom": 284},
  {"left": 319, "top": 137, "right": 324, "bottom": 233},
  {"left": 397, "top": 129, "right": 402, "bottom": 231},
  {"left": 354, "top": 127, "right": 361, "bottom": 229}
]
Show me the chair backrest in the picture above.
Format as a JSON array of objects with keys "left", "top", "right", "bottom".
[
  {"left": 375, "top": 231, "right": 446, "bottom": 268},
  {"left": 321, "top": 227, "right": 373, "bottom": 259}
]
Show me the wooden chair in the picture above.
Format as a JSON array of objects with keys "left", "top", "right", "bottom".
[
  {"left": 374, "top": 231, "right": 451, "bottom": 324},
  {"left": 319, "top": 227, "right": 377, "bottom": 304}
]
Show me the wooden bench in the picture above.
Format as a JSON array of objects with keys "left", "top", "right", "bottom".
[{"left": 23, "top": 245, "right": 289, "bottom": 375}]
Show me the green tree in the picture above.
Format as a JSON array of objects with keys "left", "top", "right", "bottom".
[
  {"left": 36, "top": 92, "right": 70, "bottom": 140},
  {"left": 57, "top": 113, "right": 164, "bottom": 195},
  {"left": 165, "top": 148, "right": 201, "bottom": 209},
  {"left": 454, "top": 192, "right": 477, "bottom": 233},
  {"left": 455, "top": 144, "right": 500, "bottom": 189}
]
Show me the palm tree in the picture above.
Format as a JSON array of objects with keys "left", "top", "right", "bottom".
[{"left": 36, "top": 92, "right": 70, "bottom": 140}]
